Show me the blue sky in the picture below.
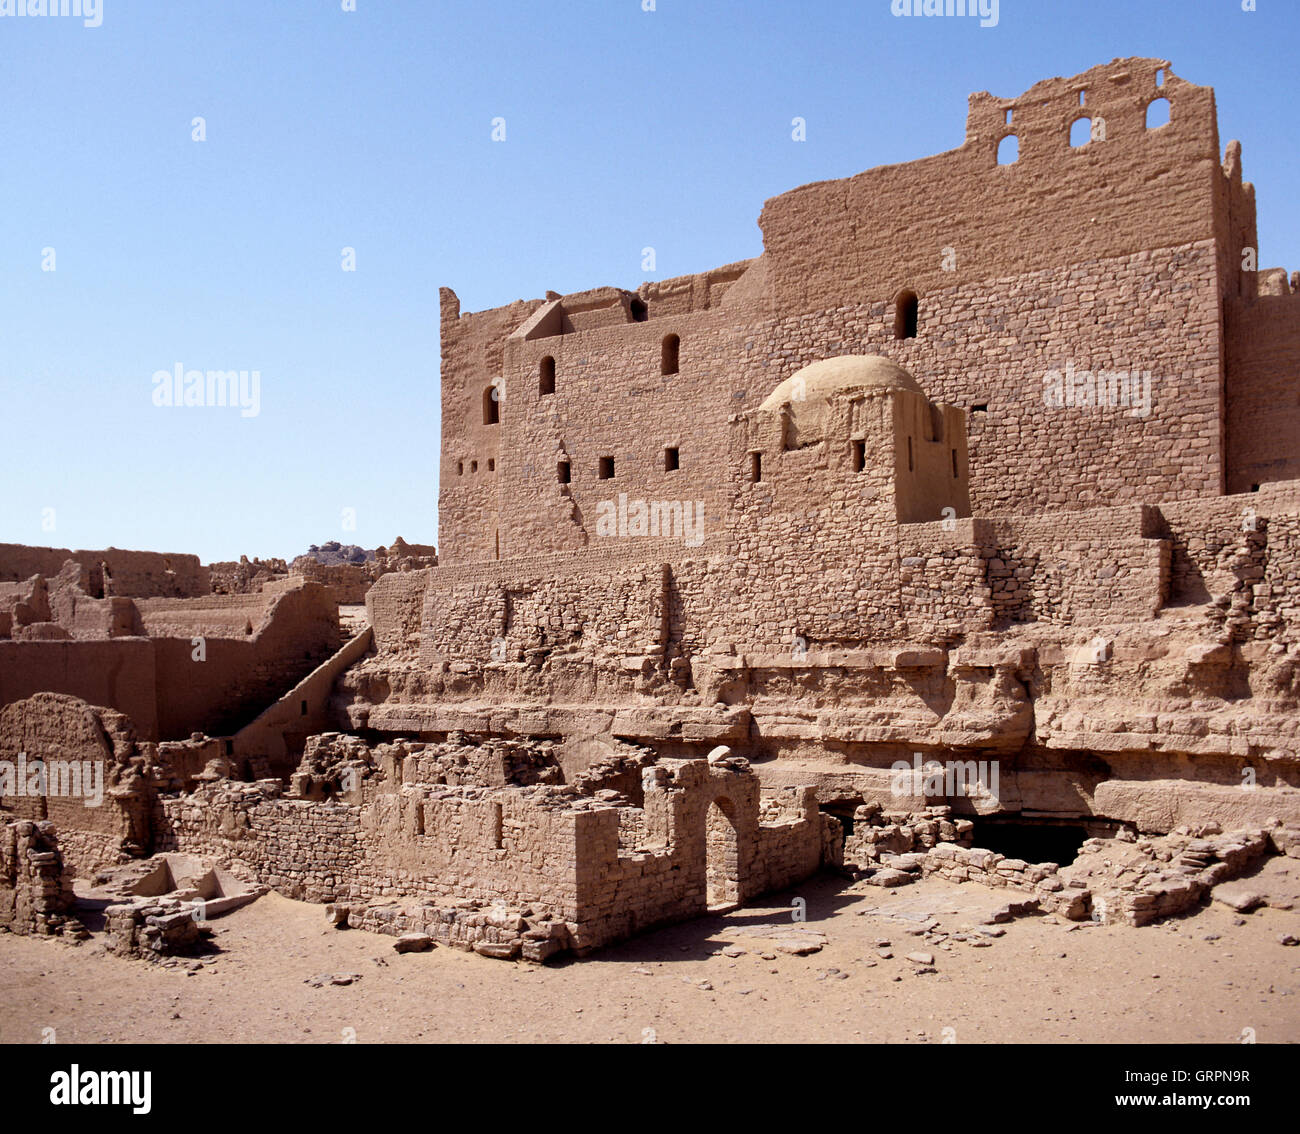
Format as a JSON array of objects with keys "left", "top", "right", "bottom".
[{"left": 1, "top": 0, "right": 1295, "bottom": 563}]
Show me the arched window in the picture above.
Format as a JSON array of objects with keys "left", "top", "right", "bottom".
[
  {"left": 894, "top": 290, "right": 918, "bottom": 340},
  {"left": 661, "top": 334, "right": 680, "bottom": 375},
  {"left": 539, "top": 356, "right": 555, "bottom": 396},
  {"left": 997, "top": 134, "right": 1019, "bottom": 165},
  {"left": 1146, "top": 97, "right": 1171, "bottom": 129},
  {"left": 1070, "top": 117, "right": 1092, "bottom": 148},
  {"left": 483, "top": 385, "right": 499, "bottom": 425}
]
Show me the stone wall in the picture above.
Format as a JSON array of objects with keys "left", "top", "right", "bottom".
[{"left": 0, "top": 819, "right": 77, "bottom": 936}]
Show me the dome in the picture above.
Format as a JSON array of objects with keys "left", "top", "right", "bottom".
[{"left": 758, "top": 355, "right": 922, "bottom": 413}]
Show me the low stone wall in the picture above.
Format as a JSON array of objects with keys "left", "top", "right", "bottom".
[{"left": 0, "top": 820, "right": 80, "bottom": 937}]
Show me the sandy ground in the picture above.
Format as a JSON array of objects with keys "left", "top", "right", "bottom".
[{"left": 2, "top": 862, "right": 1298, "bottom": 1045}]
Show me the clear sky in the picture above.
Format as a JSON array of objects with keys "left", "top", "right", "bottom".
[{"left": 1, "top": 0, "right": 1295, "bottom": 563}]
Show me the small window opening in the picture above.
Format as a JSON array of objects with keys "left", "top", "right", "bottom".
[
  {"left": 1070, "top": 117, "right": 1092, "bottom": 148},
  {"left": 661, "top": 334, "right": 680, "bottom": 375},
  {"left": 488, "top": 458, "right": 495, "bottom": 472},
  {"left": 1250, "top": 483, "right": 1260, "bottom": 493},
  {"left": 749, "top": 452, "right": 762, "bottom": 483},
  {"left": 907, "top": 436, "right": 914, "bottom": 473},
  {"left": 457, "top": 460, "right": 464, "bottom": 475},
  {"left": 952, "top": 448, "right": 959, "bottom": 477},
  {"left": 539, "top": 356, "right": 555, "bottom": 396},
  {"left": 483, "top": 385, "right": 500, "bottom": 425},
  {"left": 630, "top": 298, "right": 648, "bottom": 322},
  {"left": 300, "top": 700, "right": 308, "bottom": 716},
  {"left": 894, "top": 290, "right": 918, "bottom": 339},
  {"left": 471, "top": 460, "right": 478, "bottom": 473},
  {"left": 972, "top": 403, "right": 988, "bottom": 413},
  {"left": 599, "top": 456, "right": 615, "bottom": 480},
  {"left": 225, "top": 740, "right": 234, "bottom": 756},
  {"left": 997, "top": 135, "right": 1019, "bottom": 165},
  {"left": 1155, "top": 68, "right": 1165, "bottom": 88},
  {"left": 664, "top": 447, "right": 679, "bottom": 472},
  {"left": 852, "top": 440, "right": 866, "bottom": 473},
  {"left": 1146, "top": 97, "right": 1171, "bottom": 129},
  {"left": 1078, "top": 89, "right": 1086, "bottom": 106},
  {"left": 557, "top": 460, "right": 571, "bottom": 484},
  {"left": 1004, "top": 107, "right": 1013, "bottom": 124}
]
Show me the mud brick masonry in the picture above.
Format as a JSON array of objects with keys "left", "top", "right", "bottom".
[{"left": 4, "top": 58, "right": 1300, "bottom": 959}]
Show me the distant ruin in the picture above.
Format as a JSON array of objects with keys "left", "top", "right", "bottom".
[{"left": 3, "top": 58, "right": 1300, "bottom": 962}]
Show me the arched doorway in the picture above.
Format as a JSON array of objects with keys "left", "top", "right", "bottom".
[{"left": 706, "top": 797, "right": 740, "bottom": 909}]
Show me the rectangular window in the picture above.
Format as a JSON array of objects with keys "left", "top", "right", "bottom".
[
  {"left": 558, "top": 461, "right": 571, "bottom": 484},
  {"left": 599, "top": 456, "right": 615, "bottom": 480},
  {"left": 852, "top": 440, "right": 865, "bottom": 473},
  {"left": 749, "top": 452, "right": 762, "bottom": 483},
  {"left": 664, "top": 447, "right": 679, "bottom": 472},
  {"left": 907, "top": 436, "right": 913, "bottom": 473}
]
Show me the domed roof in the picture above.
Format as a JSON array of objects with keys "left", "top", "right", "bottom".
[{"left": 758, "top": 355, "right": 922, "bottom": 413}]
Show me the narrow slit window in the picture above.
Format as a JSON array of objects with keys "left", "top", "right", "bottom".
[
  {"left": 907, "top": 436, "right": 914, "bottom": 473},
  {"left": 894, "top": 290, "right": 918, "bottom": 339},
  {"left": 300, "top": 700, "right": 308, "bottom": 716},
  {"left": 749, "top": 452, "right": 762, "bottom": 483},
  {"left": 557, "top": 460, "right": 571, "bottom": 484},
  {"left": 539, "top": 356, "right": 555, "bottom": 396},
  {"left": 664, "top": 446, "right": 679, "bottom": 472},
  {"left": 457, "top": 460, "right": 464, "bottom": 475},
  {"left": 488, "top": 458, "right": 495, "bottom": 472},
  {"left": 483, "top": 385, "right": 499, "bottom": 424},
  {"left": 661, "top": 334, "right": 680, "bottom": 375},
  {"left": 852, "top": 440, "right": 865, "bottom": 473},
  {"left": 952, "top": 448, "right": 959, "bottom": 477}
]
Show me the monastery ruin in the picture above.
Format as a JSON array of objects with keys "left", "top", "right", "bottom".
[{"left": 3, "top": 58, "right": 1300, "bottom": 962}]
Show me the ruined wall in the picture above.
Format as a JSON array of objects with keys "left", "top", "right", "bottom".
[
  {"left": 0, "top": 820, "right": 75, "bottom": 936},
  {"left": 150, "top": 584, "right": 341, "bottom": 739},
  {"left": 0, "top": 544, "right": 209, "bottom": 598},
  {"left": 0, "top": 583, "right": 341, "bottom": 742},
  {"left": 0, "top": 694, "right": 153, "bottom": 874}
]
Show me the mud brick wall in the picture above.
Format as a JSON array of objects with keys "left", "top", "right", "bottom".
[
  {"left": 0, "top": 639, "right": 160, "bottom": 739},
  {"left": 0, "top": 544, "right": 209, "bottom": 598}
]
